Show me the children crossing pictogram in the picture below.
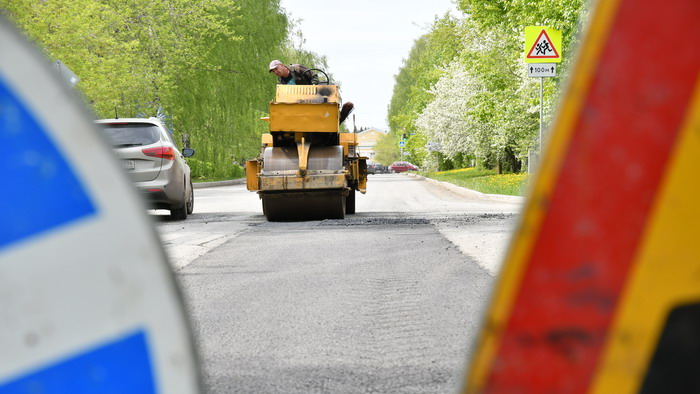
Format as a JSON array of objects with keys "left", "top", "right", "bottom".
[
  {"left": 524, "top": 26, "right": 562, "bottom": 63},
  {"left": 527, "top": 30, "right": 559, "bottom": 59}
]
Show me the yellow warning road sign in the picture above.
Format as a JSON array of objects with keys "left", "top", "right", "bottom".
[{"left": 524, "top": 26, "right": 562, "bottom": 63}]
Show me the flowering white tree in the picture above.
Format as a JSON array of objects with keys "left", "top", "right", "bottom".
[
  {"left": 416, "top": 20, "right": 542, "bottom": 171},
  {"left": 416, "top": 61, "right": 481, "bottom": 161}
]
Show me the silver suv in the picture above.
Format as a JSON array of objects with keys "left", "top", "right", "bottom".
[{"left": 96, "top": 118, "right": 195, "bottom": 219}]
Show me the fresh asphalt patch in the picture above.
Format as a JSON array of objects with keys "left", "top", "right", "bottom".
[{"left": 177, "top": 215, "right": 500, "bottom": 393}]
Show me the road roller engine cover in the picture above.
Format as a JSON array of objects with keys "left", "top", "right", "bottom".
[{"left": 246, "top": 71, "right": 367, "bottom": 221}]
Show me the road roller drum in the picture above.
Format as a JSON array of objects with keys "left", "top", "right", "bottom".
[{"left": 262, "top": 146, "right": 343, "bottom": 174}]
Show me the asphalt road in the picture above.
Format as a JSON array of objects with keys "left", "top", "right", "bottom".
[{"left": 154, "top": 174, "right": 523, "bottom": 393}]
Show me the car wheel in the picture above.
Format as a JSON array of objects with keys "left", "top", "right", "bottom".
[
  {"left": 170, "top": 184, "right": 188, "bottom": 220},
  {"left": 186, "top": 180, "right": 194, "bottom": 215},
  {"left": 170, "top": 202, "right": 187, "bottom": 220}
]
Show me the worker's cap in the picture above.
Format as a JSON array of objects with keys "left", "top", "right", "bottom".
[{"left": 269, "top": 60, "right": 283, "bottom": 72}]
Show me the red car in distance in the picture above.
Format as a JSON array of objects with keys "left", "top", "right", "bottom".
[{"left": 389, "top": 161, "right": 419, "bottom": 173}]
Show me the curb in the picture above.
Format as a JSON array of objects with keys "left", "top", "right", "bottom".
[
  {"left": 193, "top": 178, "right": 245, "bottom": 189},
  {"left": 405, "top": 173, "right": 525, "bottom": 204}
]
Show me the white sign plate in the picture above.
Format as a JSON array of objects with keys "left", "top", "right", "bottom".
[
  {"left": 528, "top": 63, "right": 557, "bottom": 77},
  {"left": 0, "top": 17, "right": 200, "bottom": 393},
  {"left": 427, "top": 141, "right": 442, "bottom": 152}
]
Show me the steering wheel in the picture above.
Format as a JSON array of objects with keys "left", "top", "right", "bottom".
[{"left": 302, "top": 68, "right": 330, "bottom": 85}]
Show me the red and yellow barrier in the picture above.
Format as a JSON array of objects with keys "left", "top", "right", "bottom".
[{"left": 464, "top": 0, "right": 700, "bottom": 392}]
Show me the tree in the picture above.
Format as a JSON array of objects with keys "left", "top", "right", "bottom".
[
  {"left": 386, "top": 14, "right": 463, "bottom": 166},
  {"left": 373, "top": 132, "right": 401, "bottom": 166},
  {"left": 1, "top": 0, "right": 330, "bottom": 180},
  {"left": 389, "top": 0, "right": 587, "bottom": 172}
]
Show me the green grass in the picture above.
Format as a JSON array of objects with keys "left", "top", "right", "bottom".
[
  {"left": 193, "top": 175, "right": 243, "bottom": 183},
  {"left": 420, "top": 168, "right": 530, "bottom": 196}
]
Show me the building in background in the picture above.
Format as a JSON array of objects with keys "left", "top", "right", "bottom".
[{"left": 356, "top": 127, "right": 387, "bottom": 161}]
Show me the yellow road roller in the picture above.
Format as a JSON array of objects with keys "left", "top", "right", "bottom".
[{"left": 246, "top": 76, "right": 367, "bottom": 221}]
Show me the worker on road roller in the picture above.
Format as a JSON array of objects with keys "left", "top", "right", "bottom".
[
  {"left": 269, "top": 59, "right": 355, "bottom": 124},
  {"left": 245, "top": 63, "right": 367, "bottom": 221}
]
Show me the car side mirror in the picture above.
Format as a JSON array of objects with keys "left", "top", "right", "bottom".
[{"left": 182, "top": 148, "right": 195, "bottom": 158}]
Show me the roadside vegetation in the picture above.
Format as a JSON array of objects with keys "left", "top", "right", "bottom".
[
  {"left": 420, "top": 168, "right": 529, "bottom": 196},
  {"left": 378, "top": 0, "right": 589, "bottom": 175},
  {"left": 1, "top": 0, "right": 589, "bottom": 183},
  {"left": 0, "top": 0, "right": 326, "bottom": 182}
]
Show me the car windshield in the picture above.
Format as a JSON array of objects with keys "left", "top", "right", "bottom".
[{"left": 101, "top": 123, "right": 160, "bottom": 147}]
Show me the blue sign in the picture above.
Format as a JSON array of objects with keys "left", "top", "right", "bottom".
[
  {"left": 0, "top": 330, "right": 156, "bottom": 394},
  {"left": 0, "top": 77, "right": 96, "bottom": 250}
]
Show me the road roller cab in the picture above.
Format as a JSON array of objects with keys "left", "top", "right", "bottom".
[{"left": 246, "top": 78, "right": 367, "bottom": 221}]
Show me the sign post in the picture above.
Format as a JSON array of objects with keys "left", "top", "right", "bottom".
[{"left": 524, "top": 26, "right": 562, "bottom": 157}]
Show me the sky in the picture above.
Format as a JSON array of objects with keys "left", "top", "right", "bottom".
[{"left": 279, "top": 0, "right": 460, "bottom": 132}]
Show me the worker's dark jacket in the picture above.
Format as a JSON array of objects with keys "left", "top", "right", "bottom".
[{"left": 278, "top": 64, "right": 318, "bottom": 85}]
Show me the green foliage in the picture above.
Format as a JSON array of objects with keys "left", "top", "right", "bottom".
[
  {"left": 422, "top": 168, "right": 529, "bottom": 196},
  {"left": 373, "top": 132, "right": 400, "bottom": 166},
  {"left": 423, "top": 151, "right": 475, "bottom": 172},
  {"left": 2, "top": 0, "right": 237, "bottom": 117},
  {"left": 404, "top": 132, "right": 428, "bottom": 166},
  {"left": 386, "top": 14, "right": 463, "bottom": 165},
  {"left": 1, "top": 0, "right": 328, "bottom": 180},
  {"left": 169, "top": 0, "right": 290, "bottom": 174},
  {"left": 458, "top": 0, "right": 587, "bottom": 54},
  {"left": 189, "top": 158, "right": 244, "bottom": 181},
  {"left": 391, "top": 1, "right": 588, "bottom": 173}
]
